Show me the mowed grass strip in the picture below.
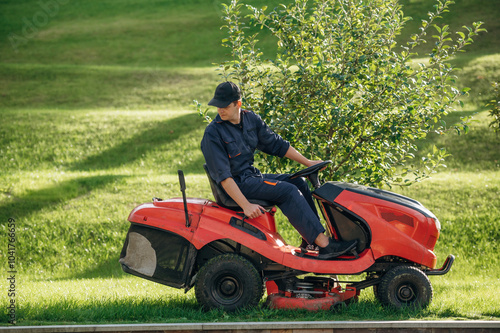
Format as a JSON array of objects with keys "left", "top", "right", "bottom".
[{"left": 0, "top": 64, "right": 218, "bottom": 110}]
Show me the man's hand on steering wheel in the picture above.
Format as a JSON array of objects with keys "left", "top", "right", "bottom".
[
  {"left": 290, "top": 160, "right": 332, "bottom": 188},
  {"left": 290, "top": 160, "right": 332, "bottom": 179},
  {"left": 306, "top": 160, "right": 328, "bottom": 170}
]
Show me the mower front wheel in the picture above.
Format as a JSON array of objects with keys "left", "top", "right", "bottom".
[
  {"left": 377, "top": 266, "right": 433, "bottom": 309},
  {"left": 195, "top": 253, "right": 263, "bottom": 312}
]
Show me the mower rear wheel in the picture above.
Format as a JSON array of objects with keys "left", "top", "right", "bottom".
[
  {"left": 195, "top": 253, "right": 263, "bottom": 312},
  {"left": 378, "top": 266, "right": 433, "bottom": 309}
]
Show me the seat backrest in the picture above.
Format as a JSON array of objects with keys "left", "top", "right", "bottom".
[{"left": 203, "top": 164, "right": 274, "bottom": 210}]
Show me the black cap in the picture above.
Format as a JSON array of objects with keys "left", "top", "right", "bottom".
[{"left": 208, "top": 81, "right": 241, "bottom": 108}]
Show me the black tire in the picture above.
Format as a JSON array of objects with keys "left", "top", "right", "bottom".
[
  {"left": 377, "top": 266, "right": 433, "bottom": 309},
  {"left": 195, "top": 254, "right": 263, "bottom": 312}
]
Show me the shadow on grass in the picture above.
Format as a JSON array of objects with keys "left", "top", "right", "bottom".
[
  {"left": 0, "top": 174, "right": 127, "bottom": 222},
  {"left": 71, "top": 113, "right": 206, "bottom": 172}
]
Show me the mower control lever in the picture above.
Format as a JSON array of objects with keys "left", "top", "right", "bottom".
[
  {"left": 178, "top": 170, "right": 190, "bottom": 228},
  {"left": 240, "top": 208, "right": 268, "bottom": 222}
]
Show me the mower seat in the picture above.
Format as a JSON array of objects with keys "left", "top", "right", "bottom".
[{"left": 203, "top": 164, "right": 275, "bottom": 211}]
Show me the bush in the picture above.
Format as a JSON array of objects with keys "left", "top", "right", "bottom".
[{"left": 202, "top": 0, "right": 485, "bottom": 187}]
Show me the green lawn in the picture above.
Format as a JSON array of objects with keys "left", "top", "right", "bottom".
[
  {"left": 0, "top": 0, "right": 499, "bottom": 325},
  {"left": 0, "top": 106, "right": 498, "bottom": 324}
]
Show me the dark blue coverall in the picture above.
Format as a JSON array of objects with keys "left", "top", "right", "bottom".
[{"left": 200, "top": 109, "right": 325, "bottom": 244}]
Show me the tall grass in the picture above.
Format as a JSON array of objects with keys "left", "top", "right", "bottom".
[{"left": 0, "top": 64, "right": 218, "bottom": 110}]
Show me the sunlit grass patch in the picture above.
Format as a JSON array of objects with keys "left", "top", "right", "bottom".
[
  {"left": 0, "top": 109, "right": 207, "bottom": 174},
  {"left": 0, "top": 64, "right": 218, "bottom": 110},
  {"left": 430, "top": 278, "right": 500, "bottom": 320},
  {"left": 1, "top": 277, "right": 200, "bottom": 325}
]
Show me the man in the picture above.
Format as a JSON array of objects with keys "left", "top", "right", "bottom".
[{"left": 201, "top": 81, "right": 356, "bottom": 259}]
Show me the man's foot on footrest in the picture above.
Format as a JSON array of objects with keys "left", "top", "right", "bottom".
[
  {"left": 299, "top": 247, "right": 309, "bottom": 254},
  {"left": 300, "top": 238, "right": 319, "bottom": 252},
  {"left": 318, "top": 238, "right": 357, "bottom": 260}
]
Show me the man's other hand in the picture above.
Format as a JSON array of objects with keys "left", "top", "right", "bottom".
[{"left": 243, "top": 203, "right": 265, "bottom": 219}]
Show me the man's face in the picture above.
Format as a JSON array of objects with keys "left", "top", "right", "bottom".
[{"left": 217, "top": 101, "right": 241, "bottom": 124}]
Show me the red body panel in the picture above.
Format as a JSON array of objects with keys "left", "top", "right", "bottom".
[
  {"left": 130, "top": 198, "right": 376, "bottom": 274},
  {"left": 333, "top": 191, "right": 438, "bottom": 269},
  {"left": 128, "top": 184, "right": 440, "bottom": 275}
]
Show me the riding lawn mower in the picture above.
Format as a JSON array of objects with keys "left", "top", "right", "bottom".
[{"left": 119, "top": 161, "right": 454, "bottom": 311}]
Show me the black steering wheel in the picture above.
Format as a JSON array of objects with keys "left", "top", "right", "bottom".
[
  {"left": 290, "top": 160, "right": 332, "bottom": 179},
  {"left": 290, "top": 160, "right": 332, "bottom": 188}
]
